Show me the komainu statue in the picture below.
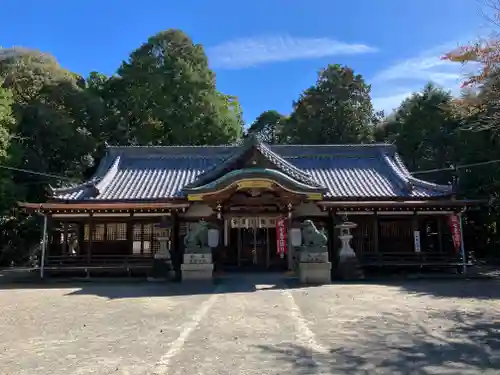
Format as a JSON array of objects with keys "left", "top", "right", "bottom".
[
  {"left": 184, "top": 220, "right": 210, "bottom": 254},
  {"left": 298, "top": 220, "right": 331, "bottom": 282},
  {"left": 301, "top": 220, "right": 328, "bottom": 248},
  {"left": 299, "top": 220, "right": 328, "bottom": 263}
]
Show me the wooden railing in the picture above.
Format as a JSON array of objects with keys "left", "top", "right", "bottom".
[
  {"left": 45, "top": 254, "right": 153, "bottom": 270},
  {"left": 360, "top": 252, "right": 472, "bottom": 267}
]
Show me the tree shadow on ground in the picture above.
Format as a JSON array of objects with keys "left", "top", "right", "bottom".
[
  {"left": 2, "top": 268, "right": 500, "bottom": 300},
  {"left": 257, "top": 310, "right": 500, "bottom": 375},
  {"left": 0, "top": 272, "right": 322, "bottom": 298},
  {"left": 372, "top": 278, "right": 500, "bottom": 300}
]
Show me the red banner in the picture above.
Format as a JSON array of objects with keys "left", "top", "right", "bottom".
[
  {"left": 276, "top": 218, "right": 287, "bottom": 255},
  {"left": 448, "top": 214, "right": 461, "bottom": 253}
]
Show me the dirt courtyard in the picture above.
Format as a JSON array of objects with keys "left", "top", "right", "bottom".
[{"left": 1, "top": 276, "right": 500, "bottom": 375}]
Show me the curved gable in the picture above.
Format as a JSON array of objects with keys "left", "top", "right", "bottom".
[{"left": 183, "top": 168, "right": 327, "bottom": 201}]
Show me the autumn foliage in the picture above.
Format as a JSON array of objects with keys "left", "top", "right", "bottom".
[
  {"left": 442, "top": 0, "right": 500, "bottom": 87},
  {"left": 442, "top": 39, "right": 500, "bottom": 87}
]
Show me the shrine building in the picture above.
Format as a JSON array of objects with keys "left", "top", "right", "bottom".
[{"left": 20, "top": 136, "right": 477, "bottom": 278}]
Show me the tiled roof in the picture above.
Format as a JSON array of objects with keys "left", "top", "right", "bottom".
[
  {"left": 50, "top": 143, "right": 453, "bottom": 201},
  {"left": 186, "top": 135, "right": 322, "bottom": 189}
]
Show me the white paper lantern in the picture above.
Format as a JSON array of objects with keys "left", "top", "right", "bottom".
[
  {"left": 208, "top": 229, "right": 220, "bottom": 248},
  {"left": 290, "top": 228, "right": 302, "bottom": 247}
]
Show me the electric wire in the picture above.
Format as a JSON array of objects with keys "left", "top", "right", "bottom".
[
  {"left": 2, "top": 157, "right": 500, "bottom": 180},
  {"left": 0, "top": 164, "right": 78, "bottom": 182}
]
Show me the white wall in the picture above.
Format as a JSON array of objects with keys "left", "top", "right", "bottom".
[
  {"left": 181, "top": 203, "right": 213, "bottom": 218},
  {"left": 180, "top": 201, "right": 326, "bottom": 219},
  {"left": 294, "top": 202, "right": 327, "bottom": 217}
]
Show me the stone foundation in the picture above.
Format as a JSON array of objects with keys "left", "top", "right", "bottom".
[
  {"left": 336, "top": 231, "right": 364, "bottom": 281},
  {"left": 337, "top": 256, "right": 364, "bottom": 280},
  {"left": 151, "top": 258, "right": 175, "bottom": 280},
  {"left": 298, "top": 262, "right": 332, "bottom": 284},
  {"left": 183, "top": 253, "right": 212, "bottom": 264},
  {"left": 181, "top": 253, "right": 213, "bottom": 281},
  {"left": 181, "top": 263, "right": 214, "bottom": 281},
  {"left": 299, "top": 252, "right": 329, "bottom": 263},
  {"left": 151, "top": 236, "right": 175, "bottom": 280}
]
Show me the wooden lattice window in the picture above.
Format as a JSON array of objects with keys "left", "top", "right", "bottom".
[
  {"left": 93, "top": 224, "right": 105, "bottom": 241},
  {"left": 84, "top": 223, "right": 127, "bottom": 241},
  {"left": 352, "top": 218, "right": 375, "bottom": 255},
  {"left": 133, "top": 223, "right": 154, "bottom": 255},
  {"left": 106, "top": 223, "right": 127, "bottom": 241},
  {"left": 133, "top": 224, "right": 143, "bottom": 254},
  {"left": 378, "top": 219, "right": 413, "bottom": 253},
  {"left": 143, "top": 224, "right": 152, "bottom": 254}
]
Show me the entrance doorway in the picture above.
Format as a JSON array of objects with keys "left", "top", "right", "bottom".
[{"left": 222, "top": 217, "right": 287, "bottom": 272}]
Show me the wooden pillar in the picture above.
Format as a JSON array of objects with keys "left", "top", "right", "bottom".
[
  {"left": 373, "top": 212, "right": 379, "bottom": 253},
  {"left": 224, "top": 218, "right": 229, "bottom": 247},
  {"left": 327, "top": 209, "right": 335, "bottom": 262},
  {"left": 437, "top": 216, "right": 444, "bottom": 253},
  {"left": 172, "top": 212, "right": 181, "bottom": 275},
  {"left": 40, "top": 214, "right": 48, "bottom": 279},
  {"left": 87, "top": 214, "right": 93, "bottom": 265},
  {"left": 171, "top": 212, "right": 178, "bottom": 252},
  {"left": 287, "top": 209, "right": 293, "bottom": 271},
  {"left": 458, "top": 211, "right": 467, "bottom": 274},
  {"left": 412, "top": 212, "right": 420, "bottom": 253},
  {"left": 266, "top": 226, "right": 270, "bottom": 269},
  {"left": 103, "top": 221, "right": 108, "bottom": 244},
  {"left": 237, "top": 227, "right": 241, "bottom": 267},
  {"left": 127, "top": 213, "right": 134, "bottom": 254},
  {"left": 46, "top": 215, "right": 53, "bottom": 261},
  {"left": 77, "top": 222, "right": 84, "bottom": 256},
  {"left": 62, "top": 221, "right": 68, "bottom": 256}
]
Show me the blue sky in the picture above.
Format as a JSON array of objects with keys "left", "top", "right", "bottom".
[{"left": 1, "top": 0, "right": 488, "bottom": 125}]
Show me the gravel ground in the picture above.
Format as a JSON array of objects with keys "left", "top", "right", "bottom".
[{"left": 1, "top": 276, "right": 500, "bottom": 375}]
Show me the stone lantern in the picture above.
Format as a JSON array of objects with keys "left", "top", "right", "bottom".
[
  {"left": 153, "top": 234, "right": 175, "bottom": 280},
  {"left": 335, "top": 220, "right": 364, "bottom": 280},
  {"left": 150, "top": 217, "right": 175, "bottom": 281}
]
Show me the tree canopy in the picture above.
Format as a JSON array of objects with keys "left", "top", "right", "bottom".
[
  {"left": 283, "top": 64, "right": 375, "bottom": 144},
  {"left": 374, "top": 84, "right": 458, "bottom": 176},
  {"left": 247, "top": 110, "right": 286, "bottom": 144},
  {"left": 0, "top": 84, "right": 15, "bottom": 216},
  {"left": 106, "top": 29, "right": 243, "bottom": 146}
]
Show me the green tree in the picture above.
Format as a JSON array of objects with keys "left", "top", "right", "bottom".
[
  {"left": 374, "top": 83, "right": 459, "bottom": 178},
  {"left": 0, "top": 48, "right": 82, "bottom": 104},
  {"left": 0, "top": 83, "right": 32, "bottom": 266},
  {"left": 247, "top": 110, "right": 287, "bottom": 144},
  {"left": 108, "top": 29, "right": 243, "bottom": 146},
  {"left": 0, "top": 84, "right": 16, "bottom": 215},
  {"left": 283, "top": 64, "right": 374, "bottom": 144},
  {"left": 449, "top": 72, "right": 500, "bottom": 200},
  {"left": 0, "top": 49, "right": 100, "bottom": 201}
]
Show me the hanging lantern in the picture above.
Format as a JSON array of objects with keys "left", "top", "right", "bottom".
[{"left": 208, "top": 228, "right": 220, "bottom": 248}]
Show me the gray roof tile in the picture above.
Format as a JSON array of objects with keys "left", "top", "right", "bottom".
[{"left": 51, "top": 143, "right": 453, "bottom": 201}]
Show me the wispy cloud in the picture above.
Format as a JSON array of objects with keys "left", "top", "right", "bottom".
[
  {"left": 372, "top": 92, "right": 414, "bottom": 114},
  {"left": 371, "top": 41, "right": 476, "bottom": 114},
  {"left": 207, "top": 35, "right": 377, "bottom": 69}
]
